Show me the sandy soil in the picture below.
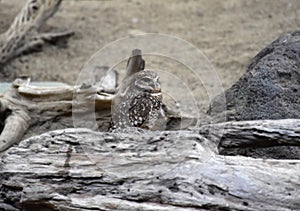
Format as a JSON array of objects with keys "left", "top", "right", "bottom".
[{"left": 1, "top": 0, "right": 300, "bottom": 115}]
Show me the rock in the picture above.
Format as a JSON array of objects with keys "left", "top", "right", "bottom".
[{"left": 209, "top": 30, "right": 300, "bottom": 121}]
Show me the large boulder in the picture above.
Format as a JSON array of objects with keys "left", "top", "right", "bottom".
[{"left": 209, "top": 30, "right": 300, "bottom": 121}]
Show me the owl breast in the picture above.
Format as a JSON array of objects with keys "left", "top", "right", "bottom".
[
  {"left": 111, "top": 92, "right": 166, "bottom": 130},
  {"left": 129, "top": 92, "right": 162, "bottom": 129}
]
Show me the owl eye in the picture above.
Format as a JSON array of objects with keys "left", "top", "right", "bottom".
[{"left": 140, "top": 77, "right": 152, "bottom": 83}]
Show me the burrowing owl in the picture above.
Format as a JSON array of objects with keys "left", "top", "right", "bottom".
[{"left": 110, "top": 70, "right": 167, "bottom": 130}]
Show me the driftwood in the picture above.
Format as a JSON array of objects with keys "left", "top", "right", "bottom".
[
  {"left": 0, "top": 76, "right": 115, "bottom": 152},
  {"left": 0, "top": 0, "right": 74, "bottom": 77},
  {"left": 1, "top": 128, "right": 299, "bottom": 210}
]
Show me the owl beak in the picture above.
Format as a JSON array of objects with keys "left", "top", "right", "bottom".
[
  {"left": 151, "top": 82, "right": 161, "bottom": 93},
  {"left": 150, "top": 82, "right": 162, "bottom": 98},
  {"left": 154, "top": 86, "right": 161, "bottom": 93}
]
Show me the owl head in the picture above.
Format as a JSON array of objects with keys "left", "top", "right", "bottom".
[
  {"left": 118, "top": 70, "right": 161, "bottom": 100},
  {"left": 133, "top": 71, "right": 161, "bottom": 93}
]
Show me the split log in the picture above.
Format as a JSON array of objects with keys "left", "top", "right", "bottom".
[
  {"left": 0, "top": 128, "right": 299, "bottom": 210},
  {"left": 0, "top": 0, "right": 74, "bottom": 77}
]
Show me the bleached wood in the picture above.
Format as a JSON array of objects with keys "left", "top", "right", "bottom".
[{"left": 1, "top": 128, "right": 299, "bottom": 211}]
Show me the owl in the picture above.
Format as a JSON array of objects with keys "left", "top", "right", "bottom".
[{"left": 110, "top": 70, "right": 167, "bottom": 130}]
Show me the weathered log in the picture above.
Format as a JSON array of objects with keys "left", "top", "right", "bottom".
[
  {"left": 0, "top": 128, "right": 299, "bottom": 210},
  {"left": 200, "top": 119, "right": 300, "bottom": 148},
  {"left": 0, "top": 0, "right": 74, "bottom": 78}
]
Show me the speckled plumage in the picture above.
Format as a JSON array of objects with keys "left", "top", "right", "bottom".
[{"left": 110, "top": 70, "right": 167, "bottom": 130}]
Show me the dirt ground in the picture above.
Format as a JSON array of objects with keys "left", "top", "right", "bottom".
[{"left": 1, "top": 0, "right": 300, "bottom": 116}]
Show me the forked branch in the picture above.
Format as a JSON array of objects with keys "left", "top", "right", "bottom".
[{"left": 0, "top": 0, "right": 73, "bottom": 68}]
